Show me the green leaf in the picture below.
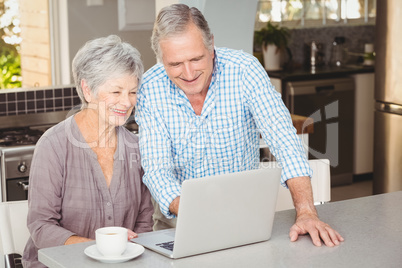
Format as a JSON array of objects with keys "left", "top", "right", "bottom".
[
  {"left": 254, "top": 21, "right": 290, "bottom": 49},
  {"left": 0, "top": 44, "right": 22, "bottom": 89}
]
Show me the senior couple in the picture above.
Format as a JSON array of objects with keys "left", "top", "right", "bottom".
[{"left": 23, "top": 4, "right": 343, "bottom": 267}]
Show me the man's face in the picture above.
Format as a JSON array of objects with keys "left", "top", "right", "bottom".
[{"left": 159, "top": 23, "right": 214, "bottom": 99}]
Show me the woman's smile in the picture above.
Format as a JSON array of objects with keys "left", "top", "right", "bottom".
[{"left": 110, "top": 107, "right": 130, "bottom": 116}]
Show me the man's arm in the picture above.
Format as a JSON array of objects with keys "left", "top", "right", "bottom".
[
  {"left": 241, "top": 56, "right": 343, "bottom": 246},
  {"left": 135, "top": 85, "right": 182, "bottom": 219},
  {"left": 286, "top": 176, "right": 344, "bottom": 247}
]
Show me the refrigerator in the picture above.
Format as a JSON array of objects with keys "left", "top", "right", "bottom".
[{"left": 373, "top": 0, "right": 402, "bottom": 194}]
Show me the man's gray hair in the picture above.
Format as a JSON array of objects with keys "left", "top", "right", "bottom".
[
  {"left": 72, "top": 35, "right": 144, "bottom": 108},
  {"left": 151, "top": 4, "right": 214, "bottom": 62}
]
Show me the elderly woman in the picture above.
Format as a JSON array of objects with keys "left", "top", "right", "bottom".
[{"left": 22, "top": 35, "right": 154, "bottom": 267}]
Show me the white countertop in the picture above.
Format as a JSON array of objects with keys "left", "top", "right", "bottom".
[{"left": 39, "top": 191, "right": 402, "bottom": 268}]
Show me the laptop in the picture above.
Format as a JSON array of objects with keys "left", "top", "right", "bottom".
[{"left": 131, "top": 167, "right": 281, "bottom": 259}]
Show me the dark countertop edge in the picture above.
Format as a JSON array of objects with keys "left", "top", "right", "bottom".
[{"left": 267, "top": 66, "right": 374, "bottom": 81}]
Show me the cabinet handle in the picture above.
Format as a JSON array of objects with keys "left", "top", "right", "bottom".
[
  {"left": 17, "top": 181, "right": 29, "bottom": 191},
  {"left": 316, "top": 85, "right": 335, "bottom": 92}
]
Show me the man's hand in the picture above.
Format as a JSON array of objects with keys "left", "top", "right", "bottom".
[
  {"left": 286, "top": 176, "right": 344, "bottom": 247},
  {"left": 289, "top": 212, "right": 344, "bottom": 247},
  {"left": 169, "top": 196, "right": 181, "bottom": 216}
]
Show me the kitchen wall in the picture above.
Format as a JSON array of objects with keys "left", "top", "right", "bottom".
[
  {"left": 66, "top": 0, "right": 257, "bottom": 71},
  {"left": 4, "top": 1, "right": 376, "bottom": 94},
  {"left": 67, "top": 1, "right": 376, "bottom": 72},
  {"left": 67, "top": 0, "right": 156, "bottom": 72}
]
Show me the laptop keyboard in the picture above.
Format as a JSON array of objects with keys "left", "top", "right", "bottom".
[{"left": 156, "top": 241, "right": 174, "bottom": 251}]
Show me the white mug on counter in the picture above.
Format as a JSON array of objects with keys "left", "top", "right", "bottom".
[{"left": 95, "top": 226, "right": 128, "bottom": 257}]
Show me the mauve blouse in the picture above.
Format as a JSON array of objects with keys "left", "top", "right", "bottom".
[{"left": 22, "top": 116, "right": 154, "bottom": 268}]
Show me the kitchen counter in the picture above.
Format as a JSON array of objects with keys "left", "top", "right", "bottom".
[
  {"left": 268, "top": 64, "right": 374, "bottom": 82},
  {"left": 268, "top": 65, "right": 374, "bottom": 106},
  {"left": 38, "top": 191, "right": 402, "bottom": 268}
]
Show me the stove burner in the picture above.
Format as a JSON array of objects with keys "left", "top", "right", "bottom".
[{"left": 0, "top": 128, "right": 44, "bottom": 146}]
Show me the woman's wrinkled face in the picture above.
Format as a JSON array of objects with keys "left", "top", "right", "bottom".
[{"left": 87, "top": 74, "right": 138, "bottom": 127}]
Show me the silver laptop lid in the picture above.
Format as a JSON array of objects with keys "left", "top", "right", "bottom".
[{"left": 172, "top": 167, "right": 281, "bottom": 258}]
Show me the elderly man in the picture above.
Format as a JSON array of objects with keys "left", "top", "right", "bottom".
[{"left": 136, "top": 4, "right": 343, "bottom": 247}]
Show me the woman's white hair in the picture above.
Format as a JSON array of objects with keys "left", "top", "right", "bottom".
[
  {"left": 72, "top": 35, "right": 144, "bottom": 108},
  {"left": 151, "top": 4, "right": 214, "bottom": 62}
]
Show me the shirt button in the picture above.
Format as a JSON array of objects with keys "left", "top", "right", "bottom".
[
  {"left": 108, "top": 216, "right": 112, "bottom": 220},
  {"left": 107, "top": 202, "right": 111, "bottom": 206}
]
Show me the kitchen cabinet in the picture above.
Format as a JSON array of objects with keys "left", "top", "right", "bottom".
[
  {"left": 270, "top": 78, "right": 281, "bottom": 94},
  {"left": 286, "top": 77, "right": 355, "bottom": 186},
  {"left": 118, "top": 0, "right": 155, "bottom": 31},
  {"left": 266, "top": 66, "right": 375, "bottom": 185},
  {"left": 267, "top": 65, "right": 374, "bottom": 103}
]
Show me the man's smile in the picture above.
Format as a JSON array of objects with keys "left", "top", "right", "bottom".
[{"left": 180, "top": 73, "right": 201, "bottom": 83}]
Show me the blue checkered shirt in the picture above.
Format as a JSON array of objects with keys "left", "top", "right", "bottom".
[{"left": 135, "top": 47, "right": 312, "bottom": 218}]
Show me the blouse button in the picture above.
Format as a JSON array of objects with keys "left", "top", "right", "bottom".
[{"left": 108, "top": 216, "right": 112, "bottom": 220}]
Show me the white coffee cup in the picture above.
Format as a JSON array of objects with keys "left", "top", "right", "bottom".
[{"left": 95, "top": 226, "right": 127, "bottom": 257}]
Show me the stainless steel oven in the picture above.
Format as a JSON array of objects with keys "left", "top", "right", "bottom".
[
  {"left": 1, "top": 146, "right": 35, "bottom": 201},
  {"left": 0, "top": 111, "right": 69, "bottom": 202},
  {"left": 286, "top": 78, "right": 355, "bottom": 186}
]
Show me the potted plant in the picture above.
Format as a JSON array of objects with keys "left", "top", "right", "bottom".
[{"left": 254, "top": 21, "right": 290, "bottom": 71}]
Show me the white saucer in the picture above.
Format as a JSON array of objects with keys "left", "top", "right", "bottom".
[{"left": 84, "top": 243, "right": 144, "bottom": 264}]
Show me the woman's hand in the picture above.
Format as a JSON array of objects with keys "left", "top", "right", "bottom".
[
  {"left": 64, "top": 229, "right": 138, "bottom": 245},
  {"left": 64, "top": 235, "right": 92, "bottom": 245},
  {"left": 128, "top": 229, "right": 138, "bottom": 240}
]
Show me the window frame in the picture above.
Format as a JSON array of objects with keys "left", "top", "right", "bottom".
[{"left": 255, "top": 0, "right": 376, "bottom": 30}]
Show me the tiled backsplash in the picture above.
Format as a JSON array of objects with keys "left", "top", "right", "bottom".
[
  {"left": 0, "top": 86, "right": 80, "bottom": 117},
  {"left": 254, "top": 25, "right": 376, "bottom": 68},
  {"left": 288, "top": 25, "right": 376, "bottom": 66}
]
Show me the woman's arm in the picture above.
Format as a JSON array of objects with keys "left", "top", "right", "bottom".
[
  {"left": 133, "top": 169, "right": 155, "bottom": 233},
  {"left": 64, "top": 235, "right": 92, "bottom": 245},
  {"left": 27, "top": 135, "right": 82, "bottom": 248}
]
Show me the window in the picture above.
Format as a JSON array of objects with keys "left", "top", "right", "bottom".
[
  {"left": 1, "top": 0, "right": 68, "bottom": 90},
  {"left": 1, "top": 0, "right": 52, "bottom": 89},
  {"left": 0, "top": 0, "right": 22, "bottom": 89},
  {"left": 18, "top": 0, "right": 52, "bottom": 88},
  {"left": 255, "top": 0, "right": 376, "bottom": 29}
]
